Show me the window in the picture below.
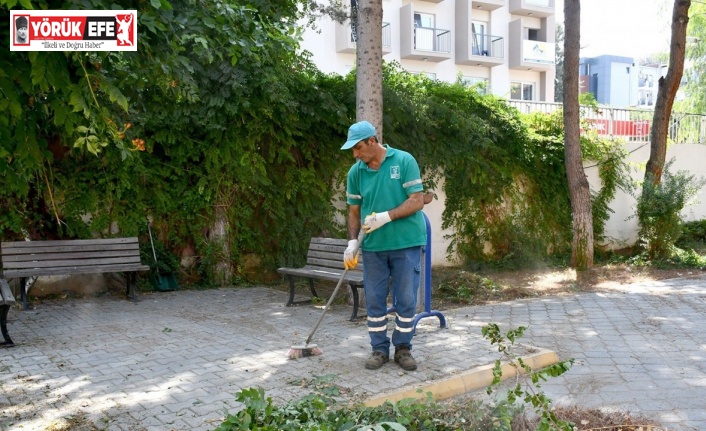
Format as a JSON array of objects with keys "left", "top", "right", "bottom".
[
  {"left": 414, "top": 12, "right": 434, "bottom": 29},
  {"left": 511, "top": 81, "right": 534, "bottom": 101},
  {"left": 414, "top": 12, "right": 436, "bottom": 51},
  {"left": 471, "top": 21, "right": 488, "bottom": 56},
  {"left": 527, "top": 28, "right": 539, "bottom": 41},
  {"left": 462, "top": 76, "right": 489, "bottom": 94}
]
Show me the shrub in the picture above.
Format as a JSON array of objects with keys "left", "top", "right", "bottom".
[{"left": 637, "top": 162, "right": 705, "bottom": 259}]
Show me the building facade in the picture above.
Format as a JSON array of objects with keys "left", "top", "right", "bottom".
[
  {"left": 298, "top": 0, "right": 557, "bottom": 102},
  {"left": 579, "top": 54, "right": 667, "bottom": 108}
]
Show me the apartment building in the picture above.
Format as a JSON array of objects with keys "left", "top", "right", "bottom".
[
  {"left": 579, "top": 54, "right": 668, "bottom": 108},
  {"left": 298, "top": 0, "right": 557, "bottom": 102}
]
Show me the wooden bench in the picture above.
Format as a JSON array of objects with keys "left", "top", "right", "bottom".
[
  {"left": 278, "top": 237, "right": 364, "bottom": 321},
  {"left": 1, "top": 237, "right": 150, "bottom": 310},
  {"left": 1, "top": 278, "right": 15, "bottom": 347}
]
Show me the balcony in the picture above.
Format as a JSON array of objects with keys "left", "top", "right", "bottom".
[
  {"left": 509, "top": 39, "right": 555, "bottom": 70},
  {"left": 471, "top": 0, "right": 505, "bottom": 11},
  {"left": 456, "top": 33, "right": 504, "bottom": 66},
  {"left": 509, "top": 0, "right": 555, "bottom": 18},
  {"left": 335, "top": 21, "right": 392, "bottom": 54},
  {"left": 508, "top": 19, "right": 555, "bottom": 71},
  {"left": 400, "top": 4, "right": 452, "bottom": 62}
]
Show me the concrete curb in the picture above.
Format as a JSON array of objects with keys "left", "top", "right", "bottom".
[{"left": 364, "top": 345, "right": 559, "bottom": 407}]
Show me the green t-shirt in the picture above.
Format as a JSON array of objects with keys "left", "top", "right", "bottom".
[{"left": 346, "top": 145, "right": 427, "bottom": 252}]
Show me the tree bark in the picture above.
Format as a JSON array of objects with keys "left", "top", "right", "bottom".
[
  {"left": 644, "top": 0, "right": 691, "bottom": 185},
  {"left": 563, "top": 0, "right": 593, "bottom": 269},
  {"left": 355, "top": 0, "right": 384, "bottom": 139},
  {"left": 211, "top": 204, "right": 231, "bottom": 287}
]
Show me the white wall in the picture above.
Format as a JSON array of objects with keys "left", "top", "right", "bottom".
[
  {"left": 584, "top": 143, "right": 706, "bottom": 248},
  {"left": 418, "top": 144, "right": 706, "bottom": 265}
]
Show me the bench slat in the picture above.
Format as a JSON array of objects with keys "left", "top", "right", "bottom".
[
  {"left": 3, "top": 249, "right": 142, "bottom": 263},
  {"left": 5, "top": 256, "right": 143, "bottom": 269},
  {"left": 311, "top": 237, "right": 348, "bottom": 244},
  {"left": 4, "top": 263, "right": 150, "bottom": 278},
  {"left": 309, "top": 242, "right": 347, "bottom": 253},
  {"left": 306, "top": 256, "right": 363, "bottom": 271},
  {"left": 2, "top": 243, "right": 139, "bottom": 256},
  {"left": 2, "top": 237, "right": 139, "bottom": 249}
]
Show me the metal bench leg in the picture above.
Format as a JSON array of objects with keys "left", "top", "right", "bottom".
[
  {"left": 349, "top": 283, "right": 359, "bottom": 321},
  {"left": 20, "top": 277, "right": 28, "bottom": 311},
  {"left": 286, "top": 275, "right": 296, "bottom": 306},
  {"left": 126, "top": 272, "right": 137, "bottom": 303},
  {"left": 286, "top": 276, "right": 317, "bottom": 306},
  {"left": 0, "top": 304, "right": 14, "bottom": 347},
  {"left": 308, "top": 278, "right": 318, "bottom": 298}
]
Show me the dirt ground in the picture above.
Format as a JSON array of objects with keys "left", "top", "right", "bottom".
[
  {"left": 272, "top": 262, "right": 706, "bottom": 314},
  {"left": 430, "top": 264, "right": 706, "bottom": 309}
]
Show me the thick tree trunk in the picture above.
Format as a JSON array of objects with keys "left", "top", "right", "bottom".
[
  {"left": 355, "top": 0, "right": 384, "bottom": 139},
  {"left": 563, "top": 0, "right": 593, "bottom": 269},
  {"left": 644, "top": 0, "right": 691, "bottom": 185}
]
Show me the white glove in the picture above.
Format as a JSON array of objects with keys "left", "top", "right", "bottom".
[
  {"left": 363, "top": 211, "right": 391, "bottom": 234},
  {"left": 343, "top": 239, "right": 359, "bottom": 270}
]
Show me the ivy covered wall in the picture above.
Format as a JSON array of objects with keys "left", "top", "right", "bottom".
[{"left": 0, "top": 1, "right": 628, "bottom": 284}]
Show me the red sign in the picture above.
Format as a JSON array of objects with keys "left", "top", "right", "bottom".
[{"left": 586, "top": 119, "right": 651, "bottom": 137}]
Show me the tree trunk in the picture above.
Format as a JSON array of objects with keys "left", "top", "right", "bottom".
[
  {"left": 355, "top": 0, "right": 384, "bottom": 139},
  {"left": 563, "top": 0, "right": 593, "bottom": 269},
  {"left": 644, "top": 0, "right": 691, "bottom": 186},
  {"left": 211, "top": 204, "right": 231, "bottom": 287}
]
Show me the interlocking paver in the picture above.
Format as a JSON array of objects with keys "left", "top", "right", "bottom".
[{"left": 2, "top": 276, "right": 706, "bottom": 430}]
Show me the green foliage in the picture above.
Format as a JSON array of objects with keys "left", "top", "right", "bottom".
[
  {"left": 0, "top": 0, "right": 632, "bottom": 282},
  {"left": 482, "top": 323, "right": 575, "bottom": 431},
  {"left": 215, "top": 384, "right": 526, "bottom": 430},
  {"left": 214, "top": 325, "right": 574, "bottom": 430},
  {"left": 664, "top": 246, "right": 706, "bottom": 269},
  {"left": 554, "top": 23, "right": 564, "bottom": 103},
  {"left": 636, "top": 161, "right": 705, "bottom": 259},
  {"left": 677, "top": 219, "right": 706, "bottom": 249},
  {"left": 0, "top": 0, "right": 351, "bottom": 285},
  {"left": 141, "top": 231, "right": 181, "bottom": 273},
  {"left": 677, "top": 2, "right": 706, "bottom": 114}
]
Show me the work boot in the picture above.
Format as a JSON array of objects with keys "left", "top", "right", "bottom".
[
  {"left": 365, "top": 351, "right": 389, "bottom": 370},
  {"left": 394, "top": 346, "right": 417, "bottom": 371}
]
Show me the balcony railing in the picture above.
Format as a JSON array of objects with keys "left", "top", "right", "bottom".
[
  {"left": 507, "top": 100, "right": 706, "bottom": 145},
  {"left": 382, "top": 22, "right": 391, "bottom": 49},
  {"left": 350, "top": 22, "right": 392, "bottom": 50},
  {"left": 471, "top": 33, "right": 504, "bottom": 59},
  {"left": 338, "top": 21, "right": 391, "bottom": 54},
  {"left": 414, "top": 26, "right": 452, "bottom": 53}
]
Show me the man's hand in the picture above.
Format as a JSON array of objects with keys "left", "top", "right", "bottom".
[
  {"left": 343, "top": 239, "right": 359, "bottom": 269},
  {"left": 363, "top": 211, "right": 391, "bottom": 234}
]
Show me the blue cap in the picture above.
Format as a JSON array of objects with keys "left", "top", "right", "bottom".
[{"left": 341, "top": 121, "right": 376, "bottom": 150}]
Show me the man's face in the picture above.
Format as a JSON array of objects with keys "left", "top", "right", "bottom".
[
  {"left": 17, "top": 26, "right": 28, "bottom": 41},
  {"left": 351, "top": 138, "right": 375, "bottom": 163}
]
